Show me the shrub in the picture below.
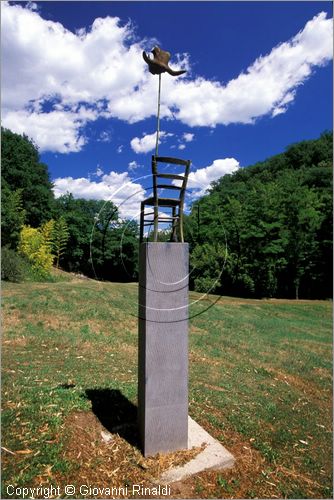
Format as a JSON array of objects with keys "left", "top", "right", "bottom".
[
  {"left": 1, "top": 247, "right": 26, "bottom": 282},
  {"left": 18, "top": 221, "right": 55, "bottom": 277},
  {"left": 194, "top": 276, "right": 219, "bottom": 294}
]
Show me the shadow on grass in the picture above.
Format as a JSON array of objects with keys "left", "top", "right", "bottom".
[
  {"left": 57, "top": 383, "right": 76, "bottom": 389},
  {"left": 84, "top": 388, "right": 140, "bottom": 449}
]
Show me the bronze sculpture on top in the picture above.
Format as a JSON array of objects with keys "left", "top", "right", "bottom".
[
  {"left": 142, "top": 46, "right": 187, "bottom": 76},
  {"left": 140, "top": 47, "right": 190, "bottom": 243}
]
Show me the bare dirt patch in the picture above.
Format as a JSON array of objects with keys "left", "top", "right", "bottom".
[
  {"left": 55, "top": 411, "right": 204, "bottom": 498},
  {"left": 2, "top": 312, "right": 24, "bottom": 332},
  {"left": 2, "top": 337, "right": 27, "bottom": 347},
  {"left": 2, "top": 310, "right": 70, "bottom": 333},
  {"left": 119, "top": 343, "right": 137, "bottom": 356},
  {"left": 57, "top": 409, "right": 294, "bottom": 499},
  {"left": 265, "top": 367, "right": 325, "bottom": 398},
  {"left": 200, "top": 383, "right": 229, "bottom": 393},
  {"left": 190, "top": 325, "right": 206, "bottom": 335},
  {"left": 189, "top": 351, "right": 222, "bottom": 367},
  {"left": 168, "top": 420, "right": 266, "bottom": 499}
]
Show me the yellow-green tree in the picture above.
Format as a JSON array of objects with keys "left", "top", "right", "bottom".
[{"left": 19, "top": 220, "right": 55, "bottom": 276}]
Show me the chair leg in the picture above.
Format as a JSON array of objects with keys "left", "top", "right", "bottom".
[
  {"left": 153, "top": 203, "right": 159, "bottom": 242},
  {"left": 140, "top": 202, "right": 145, "bottom": 242},
  {"left": 171, "top": 207, "right": 177, "bottom": 242},
  {"left": 179, "top": 208, "right": 184, "bottom": 243}
]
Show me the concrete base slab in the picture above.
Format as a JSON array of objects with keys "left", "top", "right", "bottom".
[{"left": 159, "top": 417, "right": 235, "bottom": 484}]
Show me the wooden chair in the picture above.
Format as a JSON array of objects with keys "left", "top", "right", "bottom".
[{"left": 140, "top": 156, "right": 191, "bottom": 242}]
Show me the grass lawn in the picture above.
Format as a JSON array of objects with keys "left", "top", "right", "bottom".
[{"left": 1, "top": 272, "right": 333, "bottom": 498}]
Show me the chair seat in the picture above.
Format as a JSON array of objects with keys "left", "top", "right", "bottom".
[{"left": 143, "top": 197, "right": 180, "bottom": 207}]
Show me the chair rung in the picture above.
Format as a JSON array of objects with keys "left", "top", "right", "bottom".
[
  {"left": 153, "top": 156, "right": 190, "bottom": 166},
  {"left": 157, "top": 184, "right": 182, "bottom": 190},
  {"left": 158, "top": 173, "right": 185, "bottom": 181},
  {"left": 158, "top": 218, "right": 178, "bottom": 222},
  {"left": 144, "top": 216, "right": 177, "bottom": 222},
  {"left": 144, "top": 197, "right": 180, "bottom": 207}
]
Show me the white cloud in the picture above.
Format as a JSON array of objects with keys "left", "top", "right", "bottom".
[
  {"left": 26, "top": 2, "right": 38, "bottom": 11},
  {"left": 131, "top": 132, "right": 157, "bottom": 154},
  {"left": 53, "top": 170, "right": 145, "bottom": 219},
  {"left": 128, "top": 160, "right": 141, "bottom": 171},
  {"left": 183, "top": 132, "right": 194, "bottom": 142},
  {"left": 130, "top": 131, "right": 173, "bottom": 154},
  {"left": 88, "top": 165, "right": 104, "bottom": 180},
  {"left": 169, "top": 12, "right": 333, "bottom": 126},
  {"left": 98, "top": 130, "right": 112, "bottom": 143},
  {"left": 2, "top": 108, "right": 92, "bottom": 153},
  {"left": 179, "top": 158, "right": 240, "bottom": 197},
  {"left": 53, "top": 157, "right": 240, "bottom": 218},
  {"left": 177, "top": 131, "right": 194, "bottom": 150},
  {"left": 1, "top": 3, "right": 332, "bottom": 152},
  {"left": 117, "top": 145, "right": 124, "bottom": 153},
  {"left": 1, "top": 1, "right": 152, "bottom": 152}
]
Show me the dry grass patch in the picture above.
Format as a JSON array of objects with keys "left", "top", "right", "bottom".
[{"left": 56, "top": 411, "right": 204, "bottom": 498}]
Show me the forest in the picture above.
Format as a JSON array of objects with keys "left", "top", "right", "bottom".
[{"left": 1, "top": 127, "right": 332, "bottom": 299}]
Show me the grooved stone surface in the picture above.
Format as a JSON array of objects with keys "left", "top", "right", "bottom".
[
  {"left": 159, "top": 417, "right": 235, "bottom": 483},
  {"left": 138, "top": 243, "right": 189, "bottom": 456}
]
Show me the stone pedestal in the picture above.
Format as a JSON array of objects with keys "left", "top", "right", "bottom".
[{"left": 138, "top": 243, "right": 188, "bottom": 456}]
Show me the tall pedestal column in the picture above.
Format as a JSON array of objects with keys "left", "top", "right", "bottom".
[{"left": 138, "top": 242, "right": 189, "bottom": 456}]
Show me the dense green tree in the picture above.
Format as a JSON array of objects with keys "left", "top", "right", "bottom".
[
  {"left": 185, "top": 131, "right": 332, "bottom": 299},
  {"left": 96, "top": 218, "right": 139, "bottom": 281},
  {"left": 52, "top": 194, "right": 104, "bottom": 275},
  {"left": 2, "top": 126, "right": 331, "bottom": 294},
  {"left": 1, "top": 182, "right": 26, "bottom": 248},
  {"left": 1, "top": 128, "right": 54, "bottom": 230},
  {"left": 53, "top": 195, "right": 139, "bottom": 280}
]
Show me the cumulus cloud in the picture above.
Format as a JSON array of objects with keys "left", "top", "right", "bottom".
[
  {"left": 177, "top": 131, "right": 194, "bottom": 150},
  {"left": 53, "top": 157, "right": 241, "bottom": 217},
  {"left": 169, "top": 12, "right": 333, "bottom": 126},
  {"left": 1, "top": 2, "right": 332, "bottom": 152},
  {"left": 53, "top": 170, "right": 145, "bottom": 219},
  {"left": 183, "top": 132, "right": 194, "bottom": 142},
  {"left": 130, "top": 132, "right": 157, "bottom": 154},
  {"left": 26, "top": 2, "right": 39, "bottom": 11},
  {"left": 2, "top": 108, "right": 93, "bottom": 153},
  {"left": 98, "top": 130, "right": 112, "bottom": 143},
  {"left": 130, "top": 131, "right": 173, "bottom": 154},
  {"left": 1, "top": 1, "right": 154, "bottom": 152},
  {"left": 128, "top": 160, "right": 141, "bottom": 171},
  {"left": 179, "top": 158, "right": 240, "bottom": 197}
]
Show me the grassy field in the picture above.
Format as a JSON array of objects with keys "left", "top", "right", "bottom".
[{"left": 1, "top": 272, "right": 333, "bottom": 499}]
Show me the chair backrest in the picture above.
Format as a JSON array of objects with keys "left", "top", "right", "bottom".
[{"left": 151, "top": 155, "right": 191, "bottom": 206}]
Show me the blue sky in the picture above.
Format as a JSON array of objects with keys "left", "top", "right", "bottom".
[{"left": 2, "top": 1, "right": 333, "bottom": 219}]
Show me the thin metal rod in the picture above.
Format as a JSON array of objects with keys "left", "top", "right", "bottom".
[{"left": 154, "top": 73, "right": 162, "bottom": 158}]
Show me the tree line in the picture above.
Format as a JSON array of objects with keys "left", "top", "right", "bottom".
[
  {"left": 1, "top": 127, "right": 332, "bottom": 298},
  {"left": 185, "top": 131, "right": 332, "bottom": 299},
  {"left": 1, "top": 128, "right": 138, "bottom": 282}
]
